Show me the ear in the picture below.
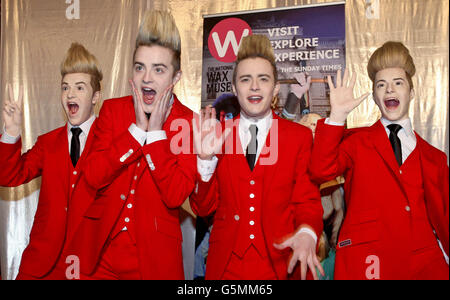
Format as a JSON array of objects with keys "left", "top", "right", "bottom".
[
  {"left": 409, "top": 88, "right": 415, "bottom": 100},
  {"left": 92, "top": 91, "right": 100, "bottom": 105},
  {"left": 172, "top": 70, "right": 182, "bottom": 85},
  {"left": 273, "top": 81, "right": 281, "bottom": 98},
  {"left": 232, "top": 84, "right": 237, "bottom": 95}
]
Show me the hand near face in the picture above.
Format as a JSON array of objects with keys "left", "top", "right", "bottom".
[
  {"left": 273, "top": 230, "right": 325, "bottom": 280},
  {"left": 147, "top": 84, "right": 174, "bottom": 132},
  {"left": 193, "top": 105, "right": 231, "bottom": 161},
  {"left": 129, "top": 79, "right": 149, "bottom": 131},
  {"left": 3, "top": 84, "right": 23, "bottom": 137},
  {"left": 328, "top": 69, "right": 369, "bottom": 124}
]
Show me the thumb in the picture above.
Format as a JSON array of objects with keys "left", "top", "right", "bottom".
[
  {"left": 273, "top": 241, "right": 290, "bottom": 251},
  {"left": 356, "top": 92, "right": 370, "bottom": 106}
]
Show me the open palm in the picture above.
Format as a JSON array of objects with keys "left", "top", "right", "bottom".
[{"left": 328, "top": 69, "right": 369, "bottom": 123}]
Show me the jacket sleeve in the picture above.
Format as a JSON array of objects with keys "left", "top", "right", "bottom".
[
  {"left": 189, "top": 169, "right": 220, "bottom": 217},
  {"left": 83, "top": 101, "right": 143, "bottom": 190},
  {"left": 141, "top": 131, "right": 197, "bottom": 209},
  {"left": 291, "top": 129, "right": 323, "bottom": 239},
  {"left": 0, "top": 136, "right": 44, "bottom": 187},
  {"left": 309, "top": 118, "right": 353, "bottom": 185}
]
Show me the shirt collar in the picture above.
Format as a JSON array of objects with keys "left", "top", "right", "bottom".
[
  {"left": 380, "top": 117, "right": 414, "bottom": 138},
  {"left": 68, "top": 114, "right": 96, "bottom": 136},
  {"left": 239, "top": 110, "right": 273, "bottom": 133}
]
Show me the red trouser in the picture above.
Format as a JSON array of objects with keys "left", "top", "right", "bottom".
[{"left": 80, "top": 231, "right": 142, "bottom": 280}]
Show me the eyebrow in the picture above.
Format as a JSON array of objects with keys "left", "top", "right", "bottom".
[
  {"left": 61, "top": 81, "right": 87, "bottom": 85},
  {"left": 376, "top": 78, "right": 405, "bottom": 84},
  {"left": 134, "top": 61, "right": 168, "bottom": 69},
  {"left": 239, "top": 73, "right": 271, "bottom": 79}
]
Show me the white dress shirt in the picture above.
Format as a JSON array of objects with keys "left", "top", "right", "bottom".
[{"left": 67, "top": 114, "right": 96, "bottom": 155}]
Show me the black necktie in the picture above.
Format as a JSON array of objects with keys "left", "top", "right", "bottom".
[
  {"left": 246, "top": 124, "right": 258, "bottom": 171},
  {"left": 387, "top": 124, "right": 403, "bottom": 166},
  {"left": 70, "top": 127, "right": 82, "bottom": 167}
]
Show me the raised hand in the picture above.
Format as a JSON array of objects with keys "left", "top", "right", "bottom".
[
  {"left": 147, "top": 84, "right": 174, "bottom": 132},
  {"left": 273, "top": 230, "right": 325, "bottom": 280},
  {"left": 129, "top": 79, "right": 150, "bottom": 131},
  {"left": 328, "top": 69, "right": 369, "bottom": 124},
  {"left": 193, "top": 105, "right": 231, "bottom": 161},
  {"left": 3, "top": 84, "right": 23, "bottom": 137}
]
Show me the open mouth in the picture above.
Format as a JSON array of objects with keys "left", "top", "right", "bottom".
[
  {"left": 142, "top": 87, "right": 157, "bottom": 105},
  {"left": 247, "top": 95, "right": 263, "bottom": 104},
  {"left": 68, "top": 102, "right": 79, "bottom": 115},
  {"left": 384, "top": 98, "right": 400, "bottom": 109}
]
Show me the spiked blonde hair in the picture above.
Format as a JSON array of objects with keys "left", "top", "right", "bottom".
[
  {"left": 135, "top": 10, "right": 181, "bottom": 72},
  {"left": 367, "top": 41, "right": 416, "bottom": 90},
  {"left": 60, "top": 42, "right": 103, "bottom": 93},
  {"left": 233, "top": 34, "right": 277, "bottom": 84}
]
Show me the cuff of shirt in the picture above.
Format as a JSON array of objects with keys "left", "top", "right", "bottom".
[
  {"left": 324, "top": 118, "right": 345, "bottom": 126},
  {"left": 1, "top": 126, "right": 20, "bottom": 144},
  {"left": 295, "top": 227, "right": 318, "bottom": 245},
  {"left": 146, "top": 130, "right": 167, "bottom": 145},
  {"left": 129, "top": 124, "right": 147, "bottom": 146},
  {"left": 197, "top": 156, "right": 218, "bottom": 182}
]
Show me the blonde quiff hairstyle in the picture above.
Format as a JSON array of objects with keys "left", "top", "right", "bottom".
[
  {"left": 367, "top": 41, "right": 416, "bottom": 90},
  {"left": 233, "top": 35, "right": 279, "bottom": 109},
  {"left": 60, "top": 42, "right": 103, "bottom": 93},
  {"left": 135, "top": 10, "right": 181, "bottom": 72}
]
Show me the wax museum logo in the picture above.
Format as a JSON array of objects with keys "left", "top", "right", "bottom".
[{"left": 208, "top": 18, "right": 252, "bottom": 63}]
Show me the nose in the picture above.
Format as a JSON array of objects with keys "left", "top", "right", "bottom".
[
  {"left": 250, "top": 79, "right": 259, "bottom": 91},
  {"left": 142, "top": 70, "right": 153, "bottom": 84},
  {"left": 67, "top": 87, "right": 75, "bottom": 99},
  {"left": 386, "top": 83, "right": 394, "bottom": 93}
]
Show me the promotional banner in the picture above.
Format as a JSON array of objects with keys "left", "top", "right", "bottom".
[{"left": 202, "top": 2, "right": 345, "bottom": 120}]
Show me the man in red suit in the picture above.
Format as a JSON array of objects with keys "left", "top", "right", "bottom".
[
  {"left": 0, "top": 43, "right": 103, "bottom": 280},
  {"left": 309, "top": 41, "right": 449, "bottom": 279},
  {"left": 64, "top": 10, "right": 197, "bottom": 280},
  {"left": 191, "top": 35, "right": 324, "bottom": 280}
]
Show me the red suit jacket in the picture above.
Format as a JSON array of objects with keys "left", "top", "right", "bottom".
[
  {"left": 190, "top": 113, "right": 323, "bottom": 279},
  {"left": 65, "top": 95, "right": 197, "bottom": 279},
  {"left": 309, "top": 119, "right": 449, "bottom": 279},
  {"left": 0, "top": 123, "right": 96, "bottom": 278}
]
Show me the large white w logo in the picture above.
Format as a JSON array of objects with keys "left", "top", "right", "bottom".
[{"left": 211, "top": 29, "right": 250, "bottom": 58}]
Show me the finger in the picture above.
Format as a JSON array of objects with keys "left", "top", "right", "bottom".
[
  {"left": 7, "top": 83, "right": 14, "bottom": 104},
  {"left": 356, "top": 93, "right": 370, "bottom": 105},
  {"left": 348, "top": 72, "right": 356, "bottom": 89},
  {"left": 287, "top": 254, "right": 298, "bottom": 274},
  {"left": 273, "top": 242, "right": 289, "bottom": 251},
  {"left": 336, "top": 69, "right": 342, "bottom": 88},
  {"left": 327, "top": 75, "right": 335, "bottom": 90},
  {"left": 164, "top": 105, "right": 172, "bottom": 122},
  {"left": 129, "top": 80, "right": 140, "bottom": 105},
  {"left": 342, "top": 68, "right": 349, "bottom": 88},
  {"left": 313, "top": 254, "right": 325, "bottom": 277},
  {"left": 222, "top": 127, "right": 232, "bottom": 141},
  {"left": 209, "top": 106, "right": 216, "bottom": 121},
  {"left": 300, "top": 257, "right": 307, "bottom": 280},
  {"left": 307, "top": 256, "right": 318, "bottom": 280},
  {"left": 17, "top": 86, "right": 23, "bottom": 109}
]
